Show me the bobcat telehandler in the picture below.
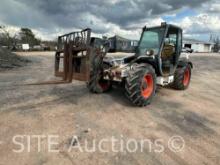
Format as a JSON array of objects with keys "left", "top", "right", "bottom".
[{"left": 54, "top": 22, "right": 193, "bottom": 106}]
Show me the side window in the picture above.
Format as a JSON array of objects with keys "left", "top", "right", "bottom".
[
  {"left": 162, "top": 29, "right": 178, "bottom": 59},
  {"left": 165, "top": 29, "right": 178, "bottom": 54},
  {"left": 168, "top": 34, "right": 177, "bottom": 46},
  {"left": 178, "top": 30, "right": 182, "bottom": 53}
]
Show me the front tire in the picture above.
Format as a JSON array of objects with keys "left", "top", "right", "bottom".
[
  {"left": 88, "top": 54, "right": 112, "bottom": 93},
  {"left": 125, "top": 64, "right": 156, "bottom": 106},
  {"left": 88, "top": 71, "right": 112, "bottom": 93}
]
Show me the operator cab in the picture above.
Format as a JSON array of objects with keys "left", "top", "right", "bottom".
[{"left": 137, "top": 23, "right": 182, "bottom": 76}]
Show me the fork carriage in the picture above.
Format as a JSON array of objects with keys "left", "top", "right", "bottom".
[{"left": 55, "top": 28, "right": 92, "bottom": 82}]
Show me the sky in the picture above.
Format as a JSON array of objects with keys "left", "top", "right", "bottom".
[{"left": 0, "top": 0, "right": 219, "bottom": 41}]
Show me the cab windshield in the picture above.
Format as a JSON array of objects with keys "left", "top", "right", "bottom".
[{"left": 137, "top": 27, "right": 165, "bottom": 55}]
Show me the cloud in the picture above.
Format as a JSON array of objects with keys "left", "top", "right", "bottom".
[
  {"left": 0, "top": 0, "right": 219, "bottom": 40},
  {"left": 171, "top": 12, "right": 220, "bottom": 40}
]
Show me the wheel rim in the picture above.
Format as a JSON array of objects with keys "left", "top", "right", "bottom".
[
  {"left": 141, "top": 74, "right": 154, "bottom": 98},
  {"left": 183, "top": 68, "right": 190, "bottom": 86}
]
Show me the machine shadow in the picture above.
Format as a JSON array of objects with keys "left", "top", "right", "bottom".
[{"left": 107, "top": 86, "right": 134, "bottom": 107}]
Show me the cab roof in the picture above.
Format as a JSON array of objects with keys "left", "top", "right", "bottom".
[{"left": 143, "top": 22, "right": 182, "bottom": 31}]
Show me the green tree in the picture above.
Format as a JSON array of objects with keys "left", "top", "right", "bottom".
[{"left": 19, "top": 28, "right": 40, "bottom": 46}]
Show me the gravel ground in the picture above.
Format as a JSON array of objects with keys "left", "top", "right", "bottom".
[{"left": 0, "top": 52, "right": 220, "bottom": 165}]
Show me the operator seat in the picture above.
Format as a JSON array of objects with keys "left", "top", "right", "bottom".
[
  {"left": 161, "top": 43, "right": 175, "bottom": 74},
  {"left": 161, "top": 43, "right": 175, "bottom": 60}
]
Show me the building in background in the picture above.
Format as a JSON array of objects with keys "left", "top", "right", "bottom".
[
  {"left": 109, "top": 35, "right": 138, "bottom": 53},
  {"left": 183, "top": 39, "right": 214, "bottom": 53}
]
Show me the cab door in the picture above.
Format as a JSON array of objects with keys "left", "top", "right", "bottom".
[{"left": 161, "top": 27, "right": 182, "bottom": 75}]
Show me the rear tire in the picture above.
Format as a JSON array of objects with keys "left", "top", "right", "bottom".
[
  {"left": 172, "top": 64, "right": 191, "bottom": 90},
  {"left": 125, "top": 64, "right": 156, "bottom": 106}
]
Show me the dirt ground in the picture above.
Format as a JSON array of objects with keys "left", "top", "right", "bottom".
[{"left": 0, "top": 51, "right": 220, "bottom": 165}]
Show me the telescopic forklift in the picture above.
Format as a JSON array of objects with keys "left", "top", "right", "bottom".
[{"left": 54, "top": 22, "right": 193, "bottom": 106}]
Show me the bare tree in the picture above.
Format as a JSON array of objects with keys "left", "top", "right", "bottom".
[{"left": 0, "top": 25, "right": 18, "bottom": 49}]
